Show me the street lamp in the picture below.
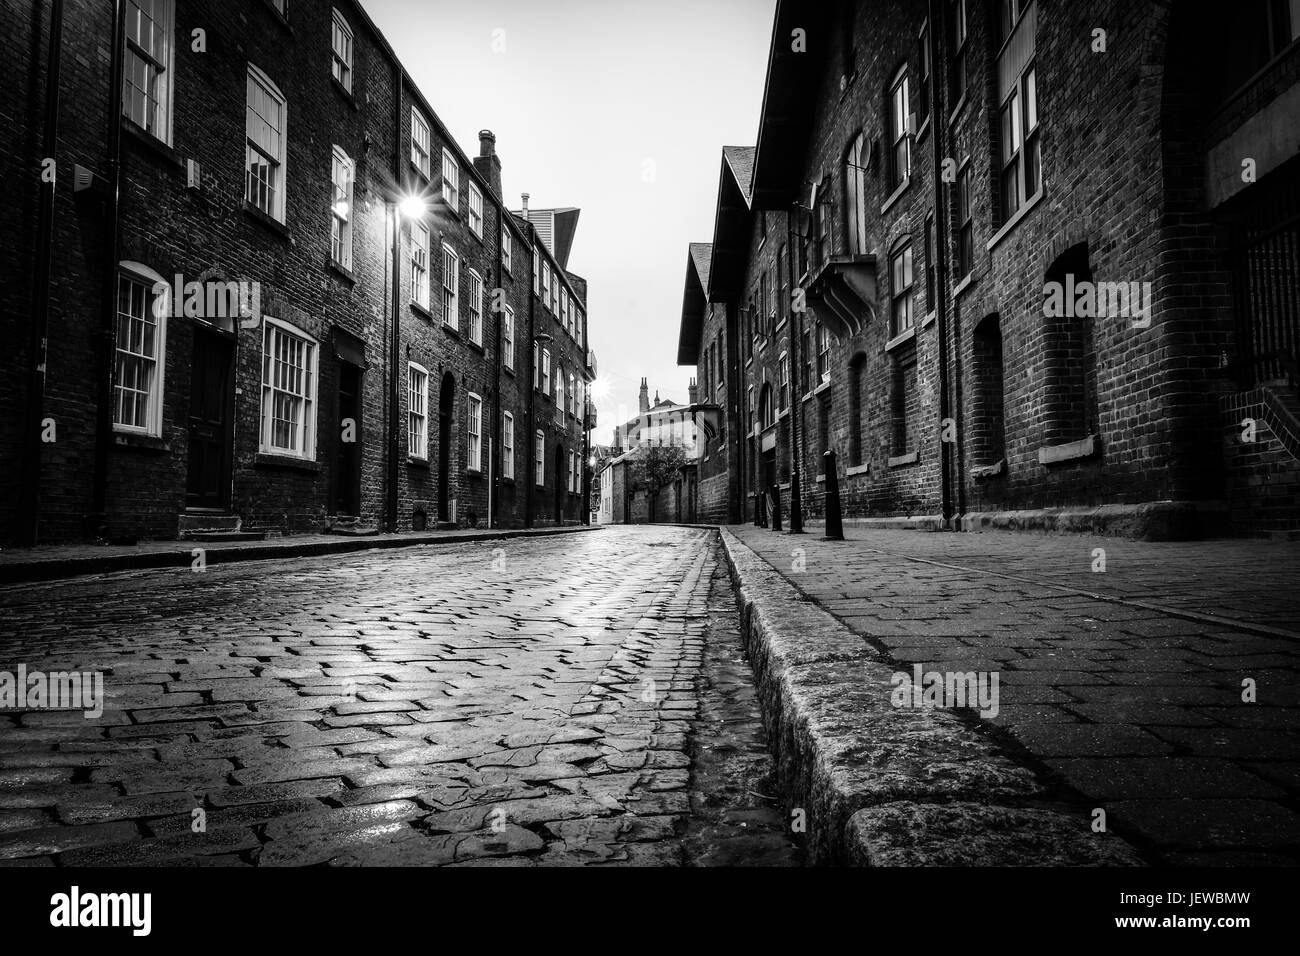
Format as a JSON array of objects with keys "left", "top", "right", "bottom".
[{"left": 386, "top": 190, "right": 428, "bottom": 534}]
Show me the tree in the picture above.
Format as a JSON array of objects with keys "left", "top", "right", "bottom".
[{"left": 629, "top": 444, "right": 688, "bottom": 523}]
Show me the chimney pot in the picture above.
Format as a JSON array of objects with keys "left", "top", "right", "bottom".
[
  {"left": 478, "top": 130, "right": 496, "bottom": 157},
  {"left": 522, "top": 192, "right": 530, "bottom": 215}
]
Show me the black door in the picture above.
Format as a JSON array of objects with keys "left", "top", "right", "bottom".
[
  {"left": 438, "top": 373, "right": 454, "bottom": 522},
  {"left": 332, "top": 362, "right": 362, "bottom": 516},
  {"left": 554, "top": 446, "right": 565, "bottom": 524},
  {"left": 186, "top": 329, "right": 234, "bottom": 510}
]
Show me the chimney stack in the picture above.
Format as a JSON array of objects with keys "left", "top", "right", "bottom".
[
  {"left": 638, "top": 378, "right": 649, "bottom": 416},
  {"left": 473, "top": 130, "right": 502, "bottom": 200},
  {"left": 688, "top": 377, "right": 698, "bottom": 404},
  {"left": 521, "top": 192, "right": 530, "bottom": 217}
]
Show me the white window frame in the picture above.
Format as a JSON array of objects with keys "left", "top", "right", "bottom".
[
  {"left": 502, "top": 229, "right": 513, "bottom": 274},
  {"left": 468, "top": 182, "right": 484, "bottom": 238},
  {"left": 556, "top": 364, "right": 565, "bottom": 412},
  {"left": 541, "top": 262, "right": 551, "bottom": 308},
  {"left": 502, "top": 411, "right": 515, "bottom": 479},
  {"left": 467, "top": 392, "right": 483, "bottom": 472},
  {"left": 407, "top": 362, "right": 429, "bottom": 460},
  {"left": 260, "top": 317, "right": 319, "bottom": 460},
  {"left": 503, "top": 305, "right": 516, "bottom": 371},
  {"left": 467, "top": 268, "right": 483, "bottom": 345},
  {"left": 411, "top": 107, "right": 431, "bottom": 178},
  {"left": 535, "top": 430, "right": 545, "bottom": 487},
  {"left": 569, "top": 372, "right": 577, "bottom": 416},
  {"left": 113, "top": 261, "right": 169, "bottom": 437},
  {"left": 245, "top": 64, "right": 288, "bottom": 223},
  {"left": 541, "top": 347, "right": 551, "bottom": 394},
  {"left": 533, "top": 247, "right": 541, "bottom": 295},
  {"left": 441, "top": 243, "right": 459, "bottom": 330},
  {"left": 441, "top": 148, "right": 460, "bottom": 212},
  {"left": 330, "top": 145, "right": 353, "bottom": 270},
  {"left": 122, "top": 0, "right": 175, "bottom": 145},
  {"left": 330, "top": 8, "right": 353, "bottom": 93},
  {"left": 411, "top": 222, "right": 430, "bottom": 309}
]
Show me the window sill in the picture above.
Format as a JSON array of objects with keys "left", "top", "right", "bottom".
[
  {"left": 916, "top": 114, "right": 932, "bottom": 144},
  {"left": 885, "top": 326, "right": 917, "bottom": 352},
  {"left": 442, "top": 322, "right": 461, "bottom": 339},
  {"left": 880, "top": 175, "right": 911, "bottom": 215},
  {"left": 331, "top": 77, "right": 358, "bottom": 110},
  {"left": 971, "top": 459, "right": 1006, "bottom": 480},
  {"left": 410, "top": 301, "right": 434, "bottom": 322},
  {"left": 243, "top": 203, "right": 291, "bottom": 241},
  {"left": 888, "top": 451, "right": 919, "bottom": 468},
  {"left": 329, "top": 260, "right": 356, "bottom": 284},
  {"left": 987, "top": 188, "right": 1046, "bottom": 252},
  {"left": 921, "top": 310, "right": 937, "bottom": 329},
  {"left": 407, "top": 456, "right": 430, "bottom": 469},
  {"left": 503, "top": 365, "right": 516, "bottom": 378},
  {"left": 465, "top": 337, "right": 485, "bottom": 354},
  {"left": 947, "top": 91, "right": 968, "bottom": 127},
  {"left": 465, "top": 468, "right": 484, "bottom": 479},
  {"left": 952, "top": 272, "right": 974, "bottom": 299},
  {"left": 814, "top": 378, "right": 832, "bottom": 396},
  {"left": 112, "top": 431, "right": 168, "bottom": 453},
  {"left": 1038, "top": 434, "right": 1100, "bottom": 466},
  {"left": 120, "top": 119, "right": 182, "bottom": 168},
  {"left": 409, "top": 160, "right": 430, "bottom": 184},
  {"left": 501, "top": 476, "right": 516, "bottom": 486},
  {"left": 846, "top": 463, "right": 870, "bottom": 477},
  {"left": 256, "top": 452, "right": 320, "bottom": 472}
]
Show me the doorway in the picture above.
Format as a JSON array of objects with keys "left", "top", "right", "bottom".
[
  {"left": 185, "top": 328, "right": 234, "bottom": 511},
  {"left": 332, "top": 361, "right": 362, "bottom": 516},
  {"left": 554, "top": 444, "right": 565, "bottom": 524},
  {"left": 438, "top": 372, "right": 455, "bottom": 522}
]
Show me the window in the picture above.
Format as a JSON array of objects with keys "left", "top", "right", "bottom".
[
  {"left": 122, "top": 0, "right": 174, "bottom": 143},
  {"left": 1219, "top": 0, "right": 1300, "bottom": 97},
  {"left": 746, "top": 386, "right": 755, "bottom": 434},
  {"left": 569, "top": 372, "right": 577, "bottom": 416},
  {"left": 467, "top": 392, "right": 483, "bottom": 471},
  {"left": 245, "top": 66, "right": 287, "bottom": 222},
  {"left": 817, "top": 323, "right": 831, "bottom": 383},
  {"left": 956, "top": 161, "right": 973, "bottom": 278},
  {"left": 759, "top": 384, "right": 775, "bottom": 430},
  {"left": 502, "top": 412, "right": 515, "bottom": 479},
  {"left": 261, "top": 318, "right": 318, "bottom": 459},
  {"left": 924, "top": 214, "right": 936, "bottom": 312},
  {"left": 541, "top": 264, "right": 551, "bottom": 309},
  {"left": 888, "top": 66, "right": 911, "bottom": 190},
  {"left": 411, "top": 222, "right": 430, "bottom": 309},
  {"left": 533, "top": 246, "right": 541, "bottom": 296},
  {"left": 849, "top": 353, "right": 866, "bottom": 465},
  {"left": 815, "top": 181, "right": 832, "bottom": 268},
  {"left": 555, "top": 364, "right": 565, "bottom": 412},
  {"left": 800, "top": 319, "right": 812, "bottom": 394},
  {"left": 330, "top": 146, "right": 353, "bottom": 269},
  {"left": 997, "top": 0, "right": 1039, "bottom": 223},
  {"left": 411, "top": 108, "right": 430, "bottom": 178},
  {"left": 918, "top": 20, "right": 931, "bottom": 127},
  {"left": 778, "top": 352, "right": 790, "bottom": 411},
  {"left": 541, "top": 347, "right": 551, "bottom": 394},
  {"left": 550, "top": 271, "right": 559, "bottom": 315},
  {"left": 576, "top": 308, "right": 585, "bottom": 349},
  {"left": 468, "top": 182, "right": 484, "bottom": 238},
  {"left": 844, "top": 134, "right": 868, "bottom": 255},
  {"left": 441, "top": 149, "right": 460, "bottom": 212},
  {"left": 535, "top": 431, "right": 545, "bottom": 486},
  {"left": 503, "top": 305, "right": 515, "bottom": 370},
  {"left": 330, "top": 9, "right": 352, "bottom": 92},
  {"left": 759, "top": 274, "right": 769, "bottom": 337},
  {"left": 948, "top": 0, "right": 968, "bottom": 109},
  {"left": 407, "top": 362, "right": 428, "bottom": 460},
  {"left": 892, "top": 351, "right": 918, "bottom": 456},
  {"left": 466, "top": 268, "right": 483, "bottom": 344},
  {"left": 890, "top": 241, "right": 915, "bottom": 337},
  {"left": 441, "top": 243, "right": 459, "bottom": 329},
  {"left": 533, "top": 342, "right": 540, "bottom": 389},
  {"left": 113, "top": 266, "right": 167, "bottom": 436},
  {"left": 560, "top": 291, "right": 568, "bottom": 336},
  {"left": 502, "top": 230, "right": 513, "bottom": 274},
  {"left": 972, "top": 315, "right": 1006, "bottom": 466}
]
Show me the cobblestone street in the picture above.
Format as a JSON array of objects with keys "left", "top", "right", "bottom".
[{"left": 0, "top": 527, "right": 799, "bottom": 867}]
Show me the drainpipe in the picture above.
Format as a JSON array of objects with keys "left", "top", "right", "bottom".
[
  {"left": 22, "top": 0, "right": 69, "bottom": 545},
  {"left": 490, "top": 204, "right": 503, "bottom": 528},
  {"left": 524, "top": 208, "right": 536, "bottom": 528},
  {"left": 928, "top": 0, "right": 955, "bottom": 529},
  {"left": 386, "top": 66, "right": 402, "bottom": 533},
  {"left": 784, "top": 213, "right": 804, "bottom": 533}
]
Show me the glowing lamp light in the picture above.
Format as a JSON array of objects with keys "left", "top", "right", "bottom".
[
  {"left": 588, "top": 375, "right": 611, "bottom": 402},
  {"left": 397, "top": 194, "right": 427, "bottom": 220}
]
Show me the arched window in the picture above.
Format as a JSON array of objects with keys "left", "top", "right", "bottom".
[{"left": 844, "top": 133, "right": 867, "bottom": 256}]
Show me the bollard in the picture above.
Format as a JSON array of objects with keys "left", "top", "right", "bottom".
[
  {"left": 753, "top": 491, "right": 762, "bottom": 527},
  {"left": 770, "top": 483, "right": 782, "bottom": 532},
  {"left": 822, "top": 450, "right": 844, "bottom": 541},
  {"left": 788, "top": 471, "right": 804, "bottom": 534}
]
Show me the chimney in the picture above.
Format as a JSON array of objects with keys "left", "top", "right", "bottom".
[
  {"left": 638, "top": 378, "right": 649, "bottom": 416},
  {"left": 521, "top": 192, "right": 530, "bottom": 217},
  {"left": 473, "top": 130, "right": 502, "bottom": 201},
  {"left": 688, "top": 377, "right": 698, "bottom": 404}
]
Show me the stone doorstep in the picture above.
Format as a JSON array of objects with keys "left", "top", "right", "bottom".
[{"left": 718, "top": 527, "right": 1146, "bottom": 868}]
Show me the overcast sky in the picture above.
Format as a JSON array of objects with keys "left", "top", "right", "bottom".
[{"left": 363, "top": 0, "right": 776, "bottom": 445}]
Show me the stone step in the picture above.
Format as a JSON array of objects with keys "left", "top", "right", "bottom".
[
  {"left": 178, "top": 514, "right": 244, "bottom": 539},
  {"left": 183, "top": 530, "right": 268, "bottom": 542}
]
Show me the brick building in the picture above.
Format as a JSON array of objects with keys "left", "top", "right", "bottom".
[
  {"left": 4, "top": 0, "right": 594, "bottom": 545},
  {"left": 678, "top": 0, "right": 1300, "bottom": 539}
]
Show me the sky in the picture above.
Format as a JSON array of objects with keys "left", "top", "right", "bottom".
[{"left": 363, "top": 0, "right": 777, "bottom": 446}]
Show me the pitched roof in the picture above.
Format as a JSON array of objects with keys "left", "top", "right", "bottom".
[
  {"left": 677, "top": 242, "right": 714, "bottom": 366},
  {"left": 688, "top": 243, "right": 713, "bottom": 292},
  {"left": 722, "top": 146, "right": 756, "bottom": 204}
]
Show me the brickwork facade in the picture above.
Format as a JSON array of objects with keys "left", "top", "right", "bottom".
[
  {"left": 678, "top": 0, "right": 1300, "bottom": 538},
  {"left": 3, "top": 0, "right": 592, "bottom": 544}
]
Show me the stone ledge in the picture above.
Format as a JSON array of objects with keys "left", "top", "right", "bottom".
[
  {"left": 719, "top": 528, "right": 1143, "bottom": 866},
  {"left": 959, "top": 500, "right": 1230, "bottom": 541}
]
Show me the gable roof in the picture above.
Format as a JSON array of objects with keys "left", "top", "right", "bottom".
[
  {"left": 707, "top": 147, "right": 757, "bottom": 302},
  {"left": 677, "top": 243, "right": 713, "bottom": 366}
]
